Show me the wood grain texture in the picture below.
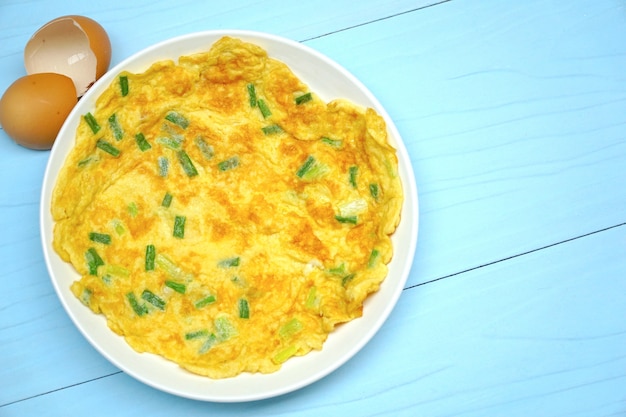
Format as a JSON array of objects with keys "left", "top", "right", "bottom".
[{"left": 1, "top": 0, "right": 625, "bottom": 415}]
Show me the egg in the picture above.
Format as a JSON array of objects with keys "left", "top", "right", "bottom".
[
  {"left": 0, "top": 73, "right": 77, "bottom": 150},
  {"left": 24, "top": 15, "right": 111, "bottom": 97}
]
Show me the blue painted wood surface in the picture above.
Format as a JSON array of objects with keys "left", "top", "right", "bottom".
[{"left": 1, "top": 0, "right": 625, "bottom": 415}]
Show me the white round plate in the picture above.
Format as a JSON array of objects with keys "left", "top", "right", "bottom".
[{"left": 40, "top": 30, "right": 418, "bottom": 402}]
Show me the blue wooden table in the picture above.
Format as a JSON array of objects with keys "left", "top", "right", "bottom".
[{"left": 2, "top": 1, "right": 625, "bottom": 415}]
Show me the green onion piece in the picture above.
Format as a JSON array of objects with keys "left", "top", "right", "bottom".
[
  {"left": 135, "top": 132, "right": 151, "bottom": 151},
  {"left": 165, "top": 111, "right": 189, "bottom": 129},
  {"left": 158, "top": 156, "right": 169, "bottom": 177},
  {"left": 328, "top": 263, "right": 346, "bottom": 275},
  {"left": 79, "top": 288, "right": 92, "bottom": 306},
  {"left": 173, "top": 215, "right": 186, "bottom": 239},
  {"left": 165, "top": 280, "right": 186, "bottom": 294},
  {"left": 335, "top": 215, "right": 357, "bottom": 225},
  {"left": 84, "top": 112, "right": 100, "bottom": 134},
  {"left": 342, "top": 273, "right": 356, "bottom": 287},
  {"left": 218, "top": 256, "right": 240, "bottom": 268},
  {"left": 156, "top": 253, "right": 192, "bottom": 281},
  {"left": 217, "top": 156, "right": 239, "bottom": 172},
  {"left": 369, "top": 183, "right": 380, "bottom": 201},
  {"left": 178, "top": 150, "right": 198, "bottom": 177},
  {"left": 85, "top": 247, "right": 104, "bottom": 275},
  {"left": 295, "top": 92, "right": 312, "bottom": 105},
  {"left": 119, "top": 75, "right": 129, "bottom": 97},
  {"left": 247, "top": 83, "right": 257, "bottom": 107},
  {"left": 104, "top": 264, "right": 130, "bottom": 278},
  {"left": 261, "top": 124, "right": 283, "bottom": 135},
  {"left": 127, "top": 292, "right": 148, "bottom": 316},
  {"left": 257, "top": 99, "right": 272, "bottom": 118},
  {"left": 273, "top": 345, "right": 297, "bottom": 364},
  {"left": 127, "top": 202, "right": 138, "bottom": 218},
  {"left": 141, "top": 289, "right": 166, "bottom": 310},
  {"left": 296, "top": 155, "right": 329, "bottom": 181},
  {"left": 214, "top": 316, "right": 237, "bottom": 341},
  {"left": 199, "top": 333, "right": 218, "bottom": 354},
  {"left": 185, "top": 329, "right": 209, "bottom": 340},
  {"left": 305, "top": 286, "right": 319, "bottom": 309},
  {"left": 368, "top": 249, "right": 381, "bottom": 268},
  {"left": 145, "top": 244, "right": 156, "bottom": 271},
  {"left": 238, "top": 298, "right": 250, "bottom": 319},
  {"left": 161, "top": 192, "right": 173, "bottom": 208},
  {"left": 112, "top": 219, "right": 125, "bottom": 236},
  {"left": 279, "top": 318, "right": 303, "bottom": 339},
  {"left": 194, "top": 294, "right": 217, "bottom": 309},
  {"left": 156, "top": 136, "right": 182, "bottom": 150},
  {"left": 321, "top": 136, "right": 342, "bottom": 148},
  {"left": 349, "top": 165, "right": 358, "bottom": 188},
  {"left": 89, "top": 232, "right": 111, "bottom": 245},
  {"left": 96, "top": 139, "right": 120, "bottom": 157},
  {"left": 77, "top": 157, "right": 93, "bottom": 167},
  {"left": 195, "top": 136, "right": 214, "bottom": 160},
  {"left": 108, "top": 113, "right": 124, "bottom": 140}
]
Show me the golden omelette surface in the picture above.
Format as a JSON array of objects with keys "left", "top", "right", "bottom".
[{"left": 51, "top": 37, "right": 403, "bottom": 378}]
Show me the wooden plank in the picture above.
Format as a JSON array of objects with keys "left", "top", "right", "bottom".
[{"left": 3, "top": 220, "right": 625, "bottom": 416}]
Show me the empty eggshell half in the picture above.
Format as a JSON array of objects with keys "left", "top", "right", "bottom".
[{"left": 24, "top": 15, "right": 111, "bottom": 97}]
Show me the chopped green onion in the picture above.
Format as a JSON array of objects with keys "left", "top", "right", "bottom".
[
  {"left": 217, "top": 156, "right": 239, "bottom": 172},
  {"left": 112, "top": 219, "right": 125, "bottom": 236},
  {"left": 158, "top": 156, "right": 169, "bottom": 177},
  {"left": 164, "top": 280, "right": 186, "bottom": 294},
  {"left": 77, "top": 157, "right": 93, "bottom": 167},
  {"left": 257, "top": 99, "right": 272, "bottom": 118},
  {"left": 165, "top": 111, "right": 189, "bottom": 129},
  {"left": 295, "top": 92, "right": 312, "bottom": 105},
  {"left": 296, "top": 155, "right": 329, "bottom": 181},
  {"left": 218, "top": 256, "right": 240, "bottom": 268},
  {"left": 199, "top": 333, "right": 218, "bottom": 354},
  {"left": 247, "top": 83, "right": 257, "bottom": 107},
  {"left": 349, "top": 165, "right": 358, "bottom": 188},
  {"left": 145, "top": 244, "right": 156, "bottom": 271},
  {"left": 156, "top": 253, "right": 192, "bottom": 281},
  {"left": 85, "top": 247, "right": 104, "bottom": 275},
  {"left": 161, "top": 192, "right": 173, "bottom": 208},
  {"left": 141, "top": 289, "right": 166, "bottom": 310},
  {"left": 119, "top": 75, "right": 129, "bottom": 97},
  {"left": 84, "top": 112, "right": 100, "bottom": 134},
  {"left": 321, "top": 137, "right": 342, "bottom": 148},
  {"left": 335, "top": 215, "right": 357, "bottom": 225},
  {"left": 96, "top": 139, "right": 120, "bottom": 157},
  {"left": 173, "top": 215, "right": 186, "bottom": 239},
  {"left": 279, "top": 318, "right": 303, "bottom": 339},
  {"left": 368, "top": 249, "right": 381, "bottom": 268},
  {"left": 156, "top": 136, "right": 182, "bottom": 150},
  {"left": 261, "top": 124, "right": 283, "bottom": 135},
  {"left": 135, "top": 132, "right": 151, "bottom": 151},
  {"left": 342, "top": 273, "right": 356, "bottom": 287},
  {"left": 89, "top": 232, "right": 111, "bottom": 245},
  {"left": 214, "top": 316, "right": 237, "bottom": 341},
  {"left": 185, "top": 329, "right": 209, "bottom": 340},
  {"left": 328, "top": 263, "right": 346, "bottom": 275},
  {"left": 369, "top": 183, "right": 380, "bottom": 201},
  {"left": 178, "top": 150, "right": 198, "bottom": 177},
  {"left": 104, "top": 264, "right": 130, "bottom": 278},
  {"left": 108, "top": 113, "right": 124, "bottom": 140},
  {"left": 273, "top": 345, "right": 297, "bottom": 364},
  {"left": 127, "top": 292, "right": 148, "bottom": 316},
  {"left": 305, "top": 286, "right": 320, "bottom": 309},
  {"left": 79, "top": 288, "right": 92, "bottom": 306},
  {"left": 194, "top": 294, "right": 216, "bottom": 309},
  {"left": 238, "top": 298, "right": 250, "bottom": 319},
  {"left": 195, "top": 136, "right": 214, "bottom": 160},
  {"left": 127, "top": 202, "right": 138, "bottom": 218}
]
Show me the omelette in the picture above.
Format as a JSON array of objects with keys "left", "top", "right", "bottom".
[{"left": 51, "top": 36, "right": 403, "bottom": 378}]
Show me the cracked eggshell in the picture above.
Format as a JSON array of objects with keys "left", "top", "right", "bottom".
[{"left": 24, "top": 15, "right": 111, "bottom": 97}]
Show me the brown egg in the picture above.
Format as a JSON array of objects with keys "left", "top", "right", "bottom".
[
  {"left": 24, "top": 15, "right": 112, "bottom": 97},
  {"left": 0, "top": 73, "right": 77, "bottom": 150}
]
